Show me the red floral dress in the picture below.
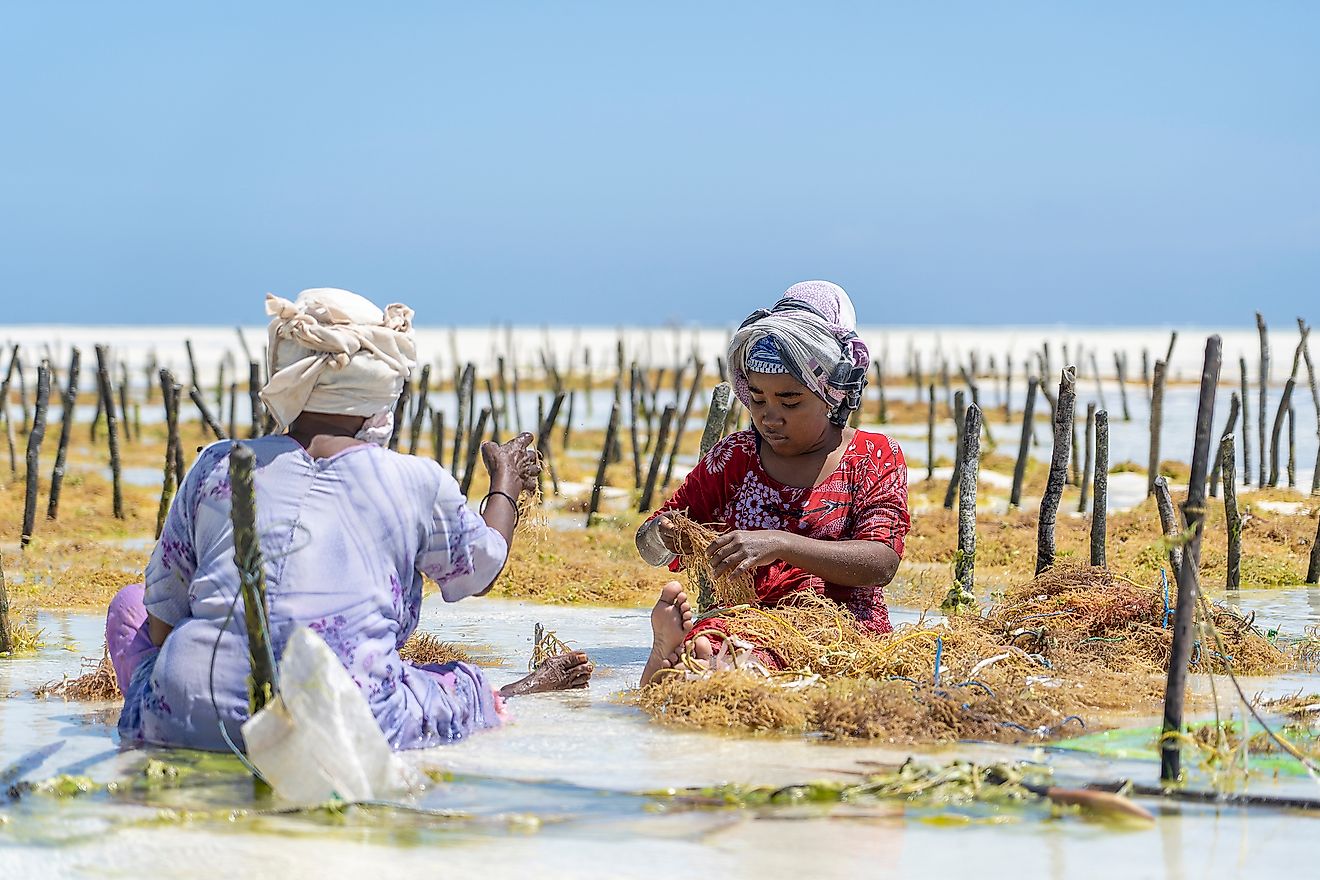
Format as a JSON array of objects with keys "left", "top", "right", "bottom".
[{"left": 650, "top": 429, "right": 910, "bottom": 664}]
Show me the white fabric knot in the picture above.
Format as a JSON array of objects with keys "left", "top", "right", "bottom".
[{"left": 260, "top": 289, "right": 417, "bottom": 436}]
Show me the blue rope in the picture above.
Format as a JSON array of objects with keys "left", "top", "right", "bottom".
[
  {"left": 1160, "top": 569, "right": 1173, "bottom": 629},
  {"left": 954, "top": 680, "right": 996, "bottom": 698},
  {"left": 933, "top": 636, "right": 944, "bottom": 686}
]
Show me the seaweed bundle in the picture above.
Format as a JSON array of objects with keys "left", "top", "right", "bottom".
[
  {"left": 665, "top": 512, "right": 755, "bottom": 607},
  {"left": 34, "top": 648, "right": 120, "bottom": 701},
  {"left": 638, "top": 564, "right": 1294, "bottom": 742}
]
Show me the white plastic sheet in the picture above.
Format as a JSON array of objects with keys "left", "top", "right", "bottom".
[{"left": 242, "top": 625, "right": 420, "bottom": 806}]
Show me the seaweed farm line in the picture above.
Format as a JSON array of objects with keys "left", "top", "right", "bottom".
[{"left": 2, "top": 597, "right": 1318, "bottom": 880}]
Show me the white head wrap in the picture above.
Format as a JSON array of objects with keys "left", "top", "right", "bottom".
[
  {"left": 727, "top": 280, "right": 870, "bottom": 427},
  {"left": 260, "top": 288, "right": 416, "bottom": 444}
]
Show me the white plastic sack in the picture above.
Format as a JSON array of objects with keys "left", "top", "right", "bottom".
[{"left": 241, "top": 625, "right": 420, "bottom": 806}]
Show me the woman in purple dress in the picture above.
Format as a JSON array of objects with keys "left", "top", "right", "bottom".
[{"left": 107, "top": 288, "right": 591, "bottom": 752}]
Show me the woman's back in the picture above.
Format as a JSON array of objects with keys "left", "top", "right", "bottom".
[{"left": 122, "top": 435, "right": 506, "bottom": 751}]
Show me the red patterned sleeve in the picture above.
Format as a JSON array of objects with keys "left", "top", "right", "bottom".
[
  {"left": 850, "top": 433, "right": 911, "bottom": 557},
  {"left": 649, "top": 432, "right": 749, "bottom": 526}
]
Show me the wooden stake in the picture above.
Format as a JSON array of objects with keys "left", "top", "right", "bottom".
[
  {"left": 460, "top": 407, "right": 491, "bottom": 496},
  {"left": 1153, "top": 476, "right": 1184, "bottom": 576},
  {"left": 943, "top": 390, "right": 967, "bottom": 510},
  {"left": 1035, "top": 367, "right": 1076, "bottom": 574},
  {"left": 190, "top": 386, "right": 227, "bottom": 441},
  {"left": 1221, "top": 434, "right": 1241, "bottom": 590},
  {"left": 1288, "top": 405, "right": 1296, "bottom": 488},
  {"left": 248, "top": 361, "right": 262, "bottom": 438},
  {"left": 1091, "top": 410, "right": 1109, "bottom": 566},
  {"left": 1239, "top": 356, "right": 1252, "bottom": 486},
  {"left": 408, "top": 364, "right": 432, "bottom": 456},
  {"left": 156, "top": 370, "right": 181, "bottom": 539},
  {"left": 95, "top": 345, "right": 124, "bottom": 519},
  {"left": 1267, "top": 378, "right": 1295, "bottom": 487},
  {"left": 629, "top": 365, "right": 643, "bottom": 489},
  {"left": 0, "top": 550, "right": 11, "bottom": 654},
  {"left": 536, "top": 392, "right": 566, "bottom": 496},
  {"left": 926, "top": 383, "right": 937, "bottom": 482},
  {"left": 1113, "top": 351, "right": 1131, "bottom": 421},
  {"left": 1159, "top": 334, "right": 1221, "bottom": 784},
  {"left": 229, "top": 443, "right": 277, "bottom": 716},
  {"left": 451, "top": 364, "right": 474, "bottom": 474},
  {"left": 699, "top": 383, "right": 733, "bottom": 457},
  {"left": 662, "top": 361, "right": 705, "bottom": 491},
  {"left": 1208, "top": 391, "right": 1240, "bottom": 498},
  {"left": 953, "top": 403, "right": 982, "bottom": 594},
  {"left": 639, "top": 404, "right": 677, "bottom": 512},
  {"left": 431, "top": 408, "right": 445, "bottom": 465},
  {"left": 20, "top": 362, "right": 51, "bottom": 548},
  {"left": 587, "top": 400, "right": 621, "bottom": 527},
  {"left": 1256, "top": 313, "right": 1269, "bottom": 485},
  {"left": 1147, "top": 359, "right": 1167, "bottom": 497},
  {"left": 1078, "top": 402, "right": 1096, "bottom": 513},
  {"left": 1010, "top": 377, "right": 1039, "bottom": 508},
  {"left": 46, "top": 348, "right": 80, "bottom": 521}
]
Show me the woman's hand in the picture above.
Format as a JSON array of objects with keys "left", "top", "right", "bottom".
[
  {"left": 709, "top": 529, "right": 786, "bottom": 578},
  {"left": 481, "top": 432, "right": 541, "bottom": 495}
]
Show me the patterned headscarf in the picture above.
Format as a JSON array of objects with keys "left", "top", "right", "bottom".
[
  {"left": 728, "top": 280, "right": 870, "bottom": 427},
  {"left": 260, "top": 289, "right": 416, "bottom": 444}
]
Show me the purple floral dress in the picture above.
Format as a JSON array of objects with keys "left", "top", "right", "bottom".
[{"left": 118, "top": 436, "right": 508, "bottom": 751}]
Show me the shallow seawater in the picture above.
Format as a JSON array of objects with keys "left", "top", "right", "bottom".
[{"left": 1, "top": 598, "right": 1317, "bottom": 879}]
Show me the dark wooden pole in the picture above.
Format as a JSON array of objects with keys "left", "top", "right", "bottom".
[
  {"left": 926, "top": 382, "right": 937, "bottom": 482},
  {"left": 953, "top": 403, "right": 982, "bottom": 596},
  {"left": 1091, "top": 410, "right": 1109, "bottom": 566},
  {"left": 1077, "top": 402, "right": 1096, "bottom": 513},
  {"left": 46, "top": 348, "right": 80, "bottom": 521},
  {"left": 1114, "top": 351, "right": 1132, "bottom": 421},
  {"left": 1268, "top": 378, "right": 1295, "bottom": 487},
  {"left": 229, "top": 443, "right": 277, "bottom": 715},
  {"left": 536, "top": 391, "right": 566, "bottom": 496},
  {"left": 20, "top": 362, "right": 51, "bottom": 548},
  {"left": 95, "top": 345, "right": 124, "bottom": 519},
  {"left": 1160, "top": 335, "right": 1221, "bottom": 784},
  {"left": 627, "top": 365, "right": 643, "bottom": 488},
  {"left": 1035, "top": 367, "right": 1076, "bottom": 574},
  {"left": 190, "top": 386, "right": 227, "bottom": 441},
  {"left": 942, "top": 390, "right": 967, "bottom": 510},
  {"left": 1010, "top": 376, "right": 1039, "bottom": 508},
  {"left": 0, "top": 551, "right": 11, "bottom": 654},
  {"left": 1256, "top": 313, "right": 1269, "bottom": 486},
  {"left": 431, "top": 408, "right": 445, "bottom": 465},
  {"left": 662, "top": 361, "right": 705, "bottom": 491},
  {"left": 451, "top": 363, "right": 474, "bottom": 474},
  {"left": 1208, "top": 391, "right": 1240, "bottom": 498},
  {"left": 1239, "top": 356, "right": 1252, "bottom": 486},
  {"left": 1147, "top": 359, "right": 1167, "bottom": 497},
  {"left": 408, "top": 364, "right": 432, "bottom": 456},
  {"left": 587, "top": 400, "right": 621, "bottom": 527},
  {"left": 248, "top": 361, "right": 263, "bottom": 438},
  {"left": 639, "top": 404, "right": 677, "bottom": 512},
  {"left": 699, "top": 383, "right": 732, "bottom": 457},
  {"left": 1222, "top": 434, "right": 1241, "bottom": 590},
  {"left": 156, "top": 370, "right": 181, "bottom": 539},
  {"left": 1153, "top": 476, "right": 1184, "bottom": 576},
  {"left": 460, "top": 407, "right": 491, "bottom": 495}
]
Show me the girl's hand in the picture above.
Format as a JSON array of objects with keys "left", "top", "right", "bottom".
[
  {"left": 481, "top": 433, "right": 541, "bottom": 495},
  {"left": 709, "top": 529, "right": 785, "bottom": 578}
]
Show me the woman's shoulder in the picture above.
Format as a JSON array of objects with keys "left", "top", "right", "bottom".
[
  {"left": 846, "top": 429, "right": 905, "bottom": 469},
  {"left": 698, "top": 430, "right": 759, "bottom": 474}
]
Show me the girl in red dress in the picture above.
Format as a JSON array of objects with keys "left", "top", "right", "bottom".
[{"left": 638, "top": 281, "right": 910, "bottom": 684}]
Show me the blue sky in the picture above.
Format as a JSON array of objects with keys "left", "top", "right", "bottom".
[{"left": 2, "top": 2, "right": 1317, "bottom": 326}]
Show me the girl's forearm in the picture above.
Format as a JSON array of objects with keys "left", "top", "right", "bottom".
[{"left": 775, "top": 533, "right": 900, "bottom": 587}]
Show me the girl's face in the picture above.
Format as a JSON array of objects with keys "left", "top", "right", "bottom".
[{"left": 745, "top": 371, "right": 834, "bottom": 455}]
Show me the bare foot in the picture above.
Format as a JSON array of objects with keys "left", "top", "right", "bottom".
[
  {"left": 500, "top": 651, "right": 593, "bottom": 697},
  {"left": 640, "top": 582, "right": 693, "bottom": 685}
]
